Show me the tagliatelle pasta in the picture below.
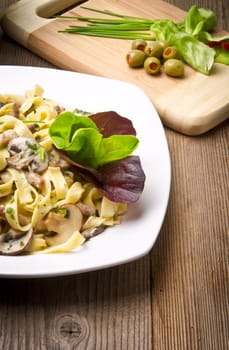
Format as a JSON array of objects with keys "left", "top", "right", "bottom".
[{"left": 0, "top": 85, "right": 127, "bottom": 255}]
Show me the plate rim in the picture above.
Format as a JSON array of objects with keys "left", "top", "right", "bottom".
[{"left": 0, "top": 65, "right": 171, "bottom": 278}]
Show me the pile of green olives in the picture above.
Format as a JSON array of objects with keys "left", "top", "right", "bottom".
[{"left": 126, "top": 39, "right": 185, "bottom": 77}]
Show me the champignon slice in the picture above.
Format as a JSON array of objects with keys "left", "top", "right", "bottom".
[
  {"left": 44, "top": 204, "right": 83, "bottom": 246},
  {"left": 0, "top": 228, "right": 33, "bottom": 256},
  {"left": 26, "top": 171, "right": 44, "bottom": 190},
  {"left": 0, "top": 204, "right": 5, "bottom": 218},
  {"left": 81, "top": 225, "right": 106, "bottom": 240},
  {"left": 48, "top": 149, "right": 70, "bottom": 169},
  {"left": 76, "top": 202, "right": 95, "bottom": 216},
  {"left": 7, "top": 136, "right": 48, "bottom": 173},
  {"left": 0, "top": 130, "right": 18, "bottom": 147}
]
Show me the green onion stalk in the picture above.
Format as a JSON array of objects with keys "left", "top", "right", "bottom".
[{"left": 58, "top": 6, "right": 157, "bottom": 40}]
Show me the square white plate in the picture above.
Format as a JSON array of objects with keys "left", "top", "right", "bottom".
[{"left": 0, "top": 65, "right": 171, "bottom": 278}]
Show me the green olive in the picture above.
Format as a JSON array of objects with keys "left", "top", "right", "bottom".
[
  {"left": 144, "top": 57, "right": 161, "bottom": 75},
  {"left": 163, "top": 46, "right": 181, "bottom": 60},
  {"left": 126, "top": 49, "right": 146, "bottom": 68},
  {"left": 144, "top": 41, "right": 164, "bottom": 58},
  {"left": 131, "top": 39, "right": 147, "bottom": 51},
  {"left": 164, "top": 59, "right": 184, "bottom": 77}
]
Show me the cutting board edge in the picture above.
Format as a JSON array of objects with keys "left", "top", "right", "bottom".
[
  {"left": 157, "top": 102, "right": 229, "bottom": 135},
  {"left": 0, "top": 0, "right": 81, "bottom": 47},
  {"left": 1, "top": 0, "right": 51, "bottom": 46}
]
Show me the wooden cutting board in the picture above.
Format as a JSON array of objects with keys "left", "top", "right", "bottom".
[{"left": 1, "top": 0, "right": 229, "bottom": 135}]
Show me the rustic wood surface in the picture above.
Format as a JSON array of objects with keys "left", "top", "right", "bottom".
[{"left": 0, "top": 0, "right": 228, "bottom": 349}]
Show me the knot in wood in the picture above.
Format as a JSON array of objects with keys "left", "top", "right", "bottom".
[
  {"left": 53, "top": 313, "right": 89, "bottom": 347},
  {"left": 60, "top": 318, "right": 82, "bottom": 340}
]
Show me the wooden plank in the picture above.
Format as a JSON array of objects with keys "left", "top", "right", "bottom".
[
  {"left": 151, "top": 124, "right": 229, "bottom": 349},
  {"left": 1, "top": 0, "right": 229, "bottom": 135},
  {"left": 0, "top": 257, "right": 152, "bottom": 349}
]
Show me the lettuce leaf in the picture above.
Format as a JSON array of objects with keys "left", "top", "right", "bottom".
[
  {"left": 214, "top": 48, "right": 229, "bottom": 65},
  {"left": 184, "top": 6, "right": 217, "bottom": 35},
  {"left": 49, "top": 111, "right": 97, "bottom": 149},
  {"left": 54, "top": 148, "right": 145, "bottom": 203},
  {"left": 49, "top": 111, "right": 145, "bottom": 203},
  {"left": 150, "top": 20, "right": 178, "bottom": 42},
  {"left": 49, "top": 111, "right": 139, "bottom": 169},
  {"left": 198, "top": 31, "right": 229, "bottom": 65},
  {"left": 171, "top": 32, "right": 215, "bottom": 75},
  {"left": 89, "top": 111, "right": 137, "bottom": 136}
]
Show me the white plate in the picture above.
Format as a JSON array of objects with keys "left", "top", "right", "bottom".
[{"left": 0, "top": 65, "right": 171, "bottom": 278}]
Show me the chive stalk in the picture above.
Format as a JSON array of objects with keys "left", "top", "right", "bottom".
[{"left": 57, "top": 7, "right": 156, "bottom": 40}]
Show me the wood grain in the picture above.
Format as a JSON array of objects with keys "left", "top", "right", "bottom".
[
  {"left": 0, "top": 0, "right": 228, "bottom": 350},
  {"left": 151, "top": 123, "right": 229, "bottom": 349},
  {"left": 1, "top": 0, "right": 229, "bottom": 135}
]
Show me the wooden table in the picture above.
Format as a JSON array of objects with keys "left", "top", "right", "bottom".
[{"left": 0, "top": 0, "right": 228, "bottom": 349}]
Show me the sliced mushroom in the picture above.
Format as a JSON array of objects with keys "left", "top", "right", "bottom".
[
  {"left": 0, "top": 227, "right": 33, "bottom": 256},
  {"left": 48, "top": 149, "right": 70, "bottom": 169},
  {"left": 54, "top": 104, "right": 65, "bottom": 115},
  {"left": 18, "top": 214, "right": 31, "bottom": 226},
  {"left": 26, "top": 171, "right": 44, "bottom": 190},
  {"left": 81, "top": 225, "right": 106, "bottom": 240},
  {"left": 44, "top": 204, "right": 83, "bottom": 246},
  {"left": 12, "top": 102, "right": 20, "bottom": 117},
  {"left": 0, "top": 204, "right": 5, "bottom": 218},
  {"left": 0, "top": 129, "right": 18, "bottom": 147},
  {"left": 7, "top": 136, "right": 48, "bottom": 173},
  {"left": 29, "top": 156, "right": 48, "bottom": 173},
  {"left": 76, "top": 202, "right": 95, "bottom": 216}
]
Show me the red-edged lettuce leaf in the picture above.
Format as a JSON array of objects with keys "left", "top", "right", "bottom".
[
  {"left": 89, "top": 111, "right": 137, "bottom": 137},
  {"left": 55, "top": 148, "right": 145, "bottom": 203},
  {"left": 97, "top": 155, "right": 145, "bottom": 203}
]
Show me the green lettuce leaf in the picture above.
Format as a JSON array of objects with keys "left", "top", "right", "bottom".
[
  {"left": 150, "top": 20, "right": 178, "bottom": 42},
  {"left": 49, "top": 111, "right": 139, "bottom": 169},
  {"left": 171, "top": 32, "right": 215, "bottom": 75},
  {"left": 184, "top": 5, "right": 217, "bottom": 35},
  {"left": 214, "top": 48, "right": 229, "bottom": 65},
  {"left": 198, "top": 31, "right": 229, "bottom": 65},
  {"left": 49, "top": 111, "right": 97, "bottom": 149}
]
